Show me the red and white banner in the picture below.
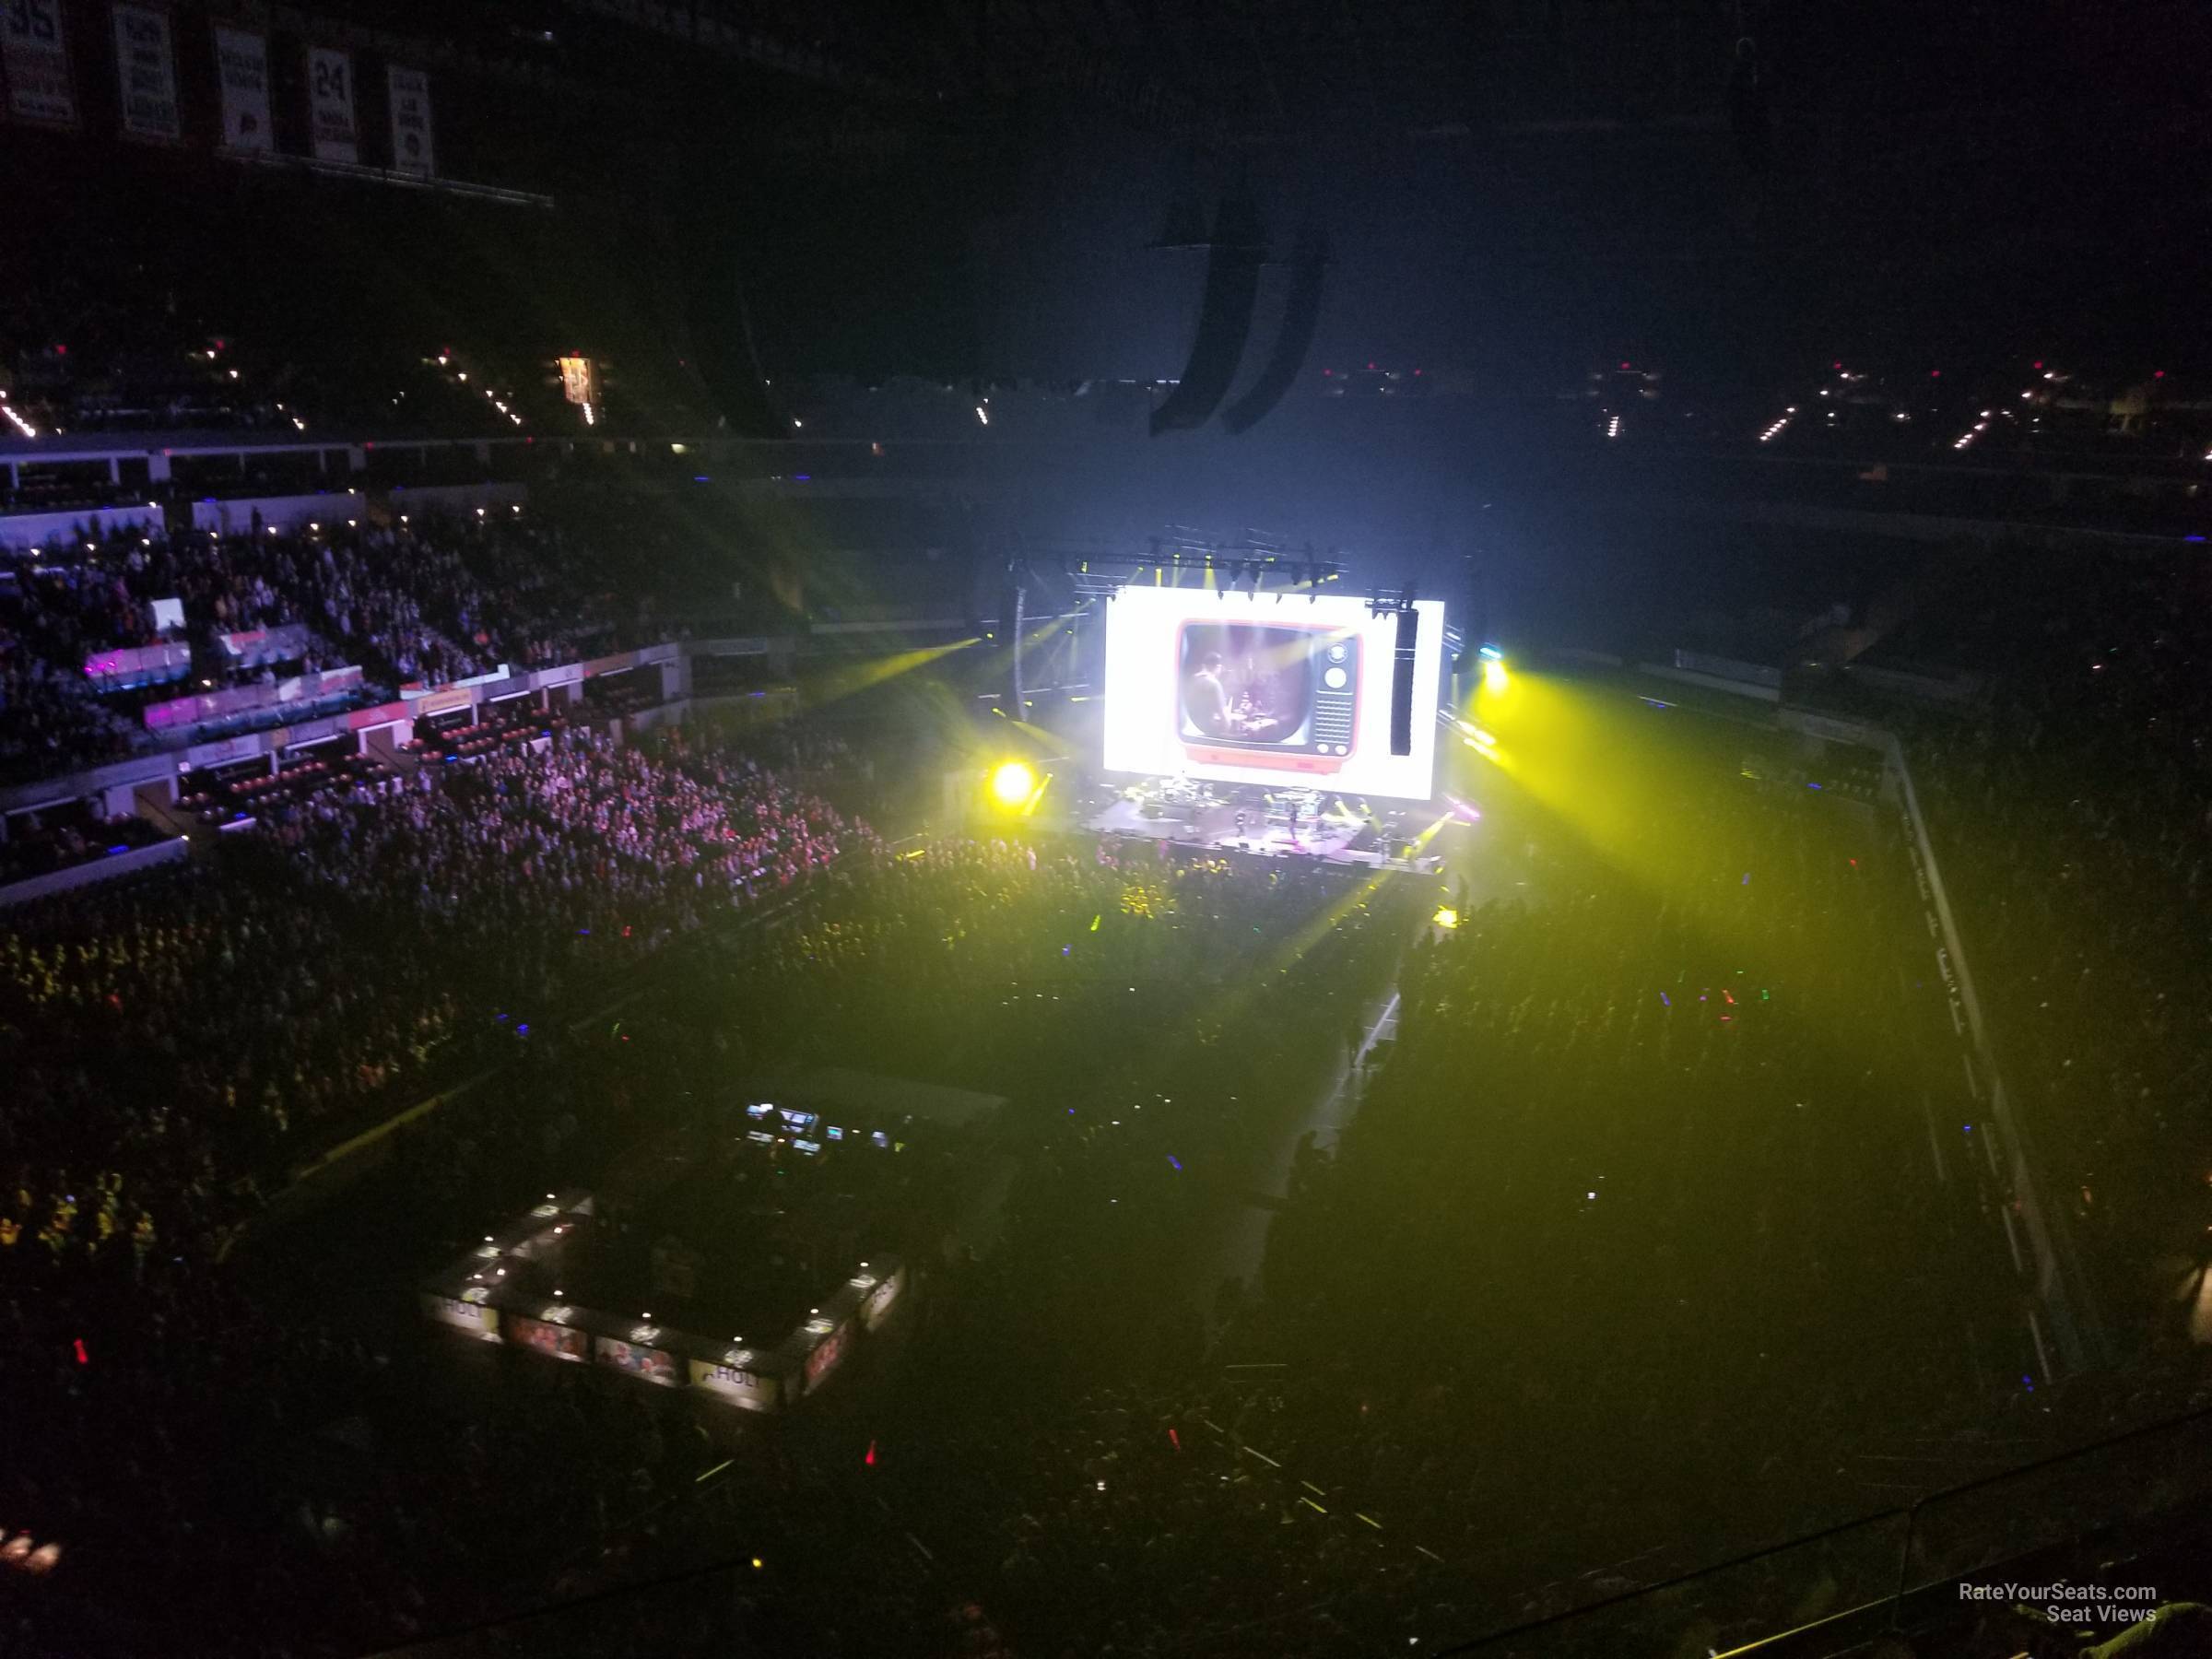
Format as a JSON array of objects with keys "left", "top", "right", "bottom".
[
  {"left": 111, "top": 4, "right": 179, "bottom": 142},
  {"left": 306, "top": 44, "right": 357, "bottom": 163},
  {"left": 211, "top": 25, "right": 270, "bottom": 153},
  {"left": 1, "top": 0, "right": 76, "bottom": 127},
  {"left": 386, "top": 64, "right": 432, "bottom": 177}
]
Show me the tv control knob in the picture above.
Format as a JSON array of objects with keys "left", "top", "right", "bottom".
[
  {"left": 1324, "top": 667, "right": 1349, "bottom": 689},
  {"left": 1327, "top": 644, "right": 1347, "bottom": 662}
]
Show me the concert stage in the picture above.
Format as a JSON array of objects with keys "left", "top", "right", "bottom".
[{"left": 1083, "top": 780, "right": 1443, "bottom": 874}]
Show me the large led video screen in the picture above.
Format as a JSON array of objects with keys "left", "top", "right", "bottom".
[{"left": 1101, "top": 587, "right": 1445, "bottom": 799}]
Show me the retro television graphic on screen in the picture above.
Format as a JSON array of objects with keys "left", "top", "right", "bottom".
[{"left": 1101, "top": 586, "right": 1445, "bottom": 799}]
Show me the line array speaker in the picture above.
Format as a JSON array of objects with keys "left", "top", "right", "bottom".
[
  {"left": 1221, "top": 229, "right": 1328, "bottom": 435},
  {"left": 1390, "top": 607, "right": 1419, "bottom": 757},
  {"left": 1149, "top": 192, "right": 1265, "bottom": 437}
]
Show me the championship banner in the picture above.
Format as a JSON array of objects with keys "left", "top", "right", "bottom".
[
  {"left": 111, "top": 4, "right": 179, "bottom": 142},
  {"left": 1, "top": 0, "right": 76, "bottom": 127},
  {"left": 558, "top": 356, "right": 597, "bottom": 406},
  {"left": 211, "top": 26, "right": 270, "bottom": 153},
  {"left": 386, "top": 64, "right": 432, "bottom": 177},
  {"left": 306, "top": 44, "right": 357, "bottom": 163}
]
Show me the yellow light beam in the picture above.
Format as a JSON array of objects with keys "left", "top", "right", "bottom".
[{"left": 807, "top": 637, "right": 981, "bottom": 707}]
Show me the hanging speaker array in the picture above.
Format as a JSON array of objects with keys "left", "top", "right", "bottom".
[
  {"left": 1148, "top": 188, "right": 1267, "bottom": 437},
  {"left": 1221, "top": 228, "right": 1329, "bottom": 435}
]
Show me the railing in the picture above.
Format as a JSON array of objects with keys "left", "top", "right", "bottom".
[
  {"left": 1885, "top": 719, "right": 2103, "bottom": 1374},
  {"left": 353, "top": 1393, "right": 2212, "bottom": 1659},
  {"left": 1776, "top": 697, "right": 2099, "bottom": 1381},
  {"left": 1441, "top": 1400, "right": 2212, "bottom": 1658}
]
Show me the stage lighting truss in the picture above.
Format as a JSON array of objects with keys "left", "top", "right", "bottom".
[
  {"left": 1365, "top": 582, "right": 1418, "bottom": 619},
  {"left": 1052, "top": 537, "right": 1349, "bottom": 602}
]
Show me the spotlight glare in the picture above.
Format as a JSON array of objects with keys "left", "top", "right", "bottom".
[{"left": 989, "top": 760, "right": 1037, "bottom": 806}]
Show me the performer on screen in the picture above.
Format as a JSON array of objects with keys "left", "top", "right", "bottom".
[
  {"left": 1189, "top": 652, "right": 1235, "bottom": 736},
  {"left": 1230, "top": 649, "right": 1290, "bottom": 737}
]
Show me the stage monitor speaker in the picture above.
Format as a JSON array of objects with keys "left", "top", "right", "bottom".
[
  {"left": 1149, "top": 192, "right": 1265, "bottom": 437},
  {"left": 1389, "top": 606, "right": 1419, "bottom": 756},
  {"left": 1221, "top": 229, "right": 1328, "bottom": 435}
]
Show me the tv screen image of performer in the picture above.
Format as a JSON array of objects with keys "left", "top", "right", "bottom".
[
  {"left": 1178, "top": 624, "right": 1317, "bottom": 746},
  {"left": 1188, "top": 650, "right": 1235, "bottom": 736}
]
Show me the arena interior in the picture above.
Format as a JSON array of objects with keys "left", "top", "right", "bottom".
[{"left": 3, "top": 4, "right": 2212, "bottom": 1655}]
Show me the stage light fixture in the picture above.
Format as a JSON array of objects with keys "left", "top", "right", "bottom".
[
  {"left": 989, "top": 760, "right": 1038, "bottom": 806},
  {"left": 1477, "top": 646, "right": 1509, "bottom": 695}
]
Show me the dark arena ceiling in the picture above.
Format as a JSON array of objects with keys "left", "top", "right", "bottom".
[{"left": 116, "top": 2, "right": 2212, "bottom": 382}]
